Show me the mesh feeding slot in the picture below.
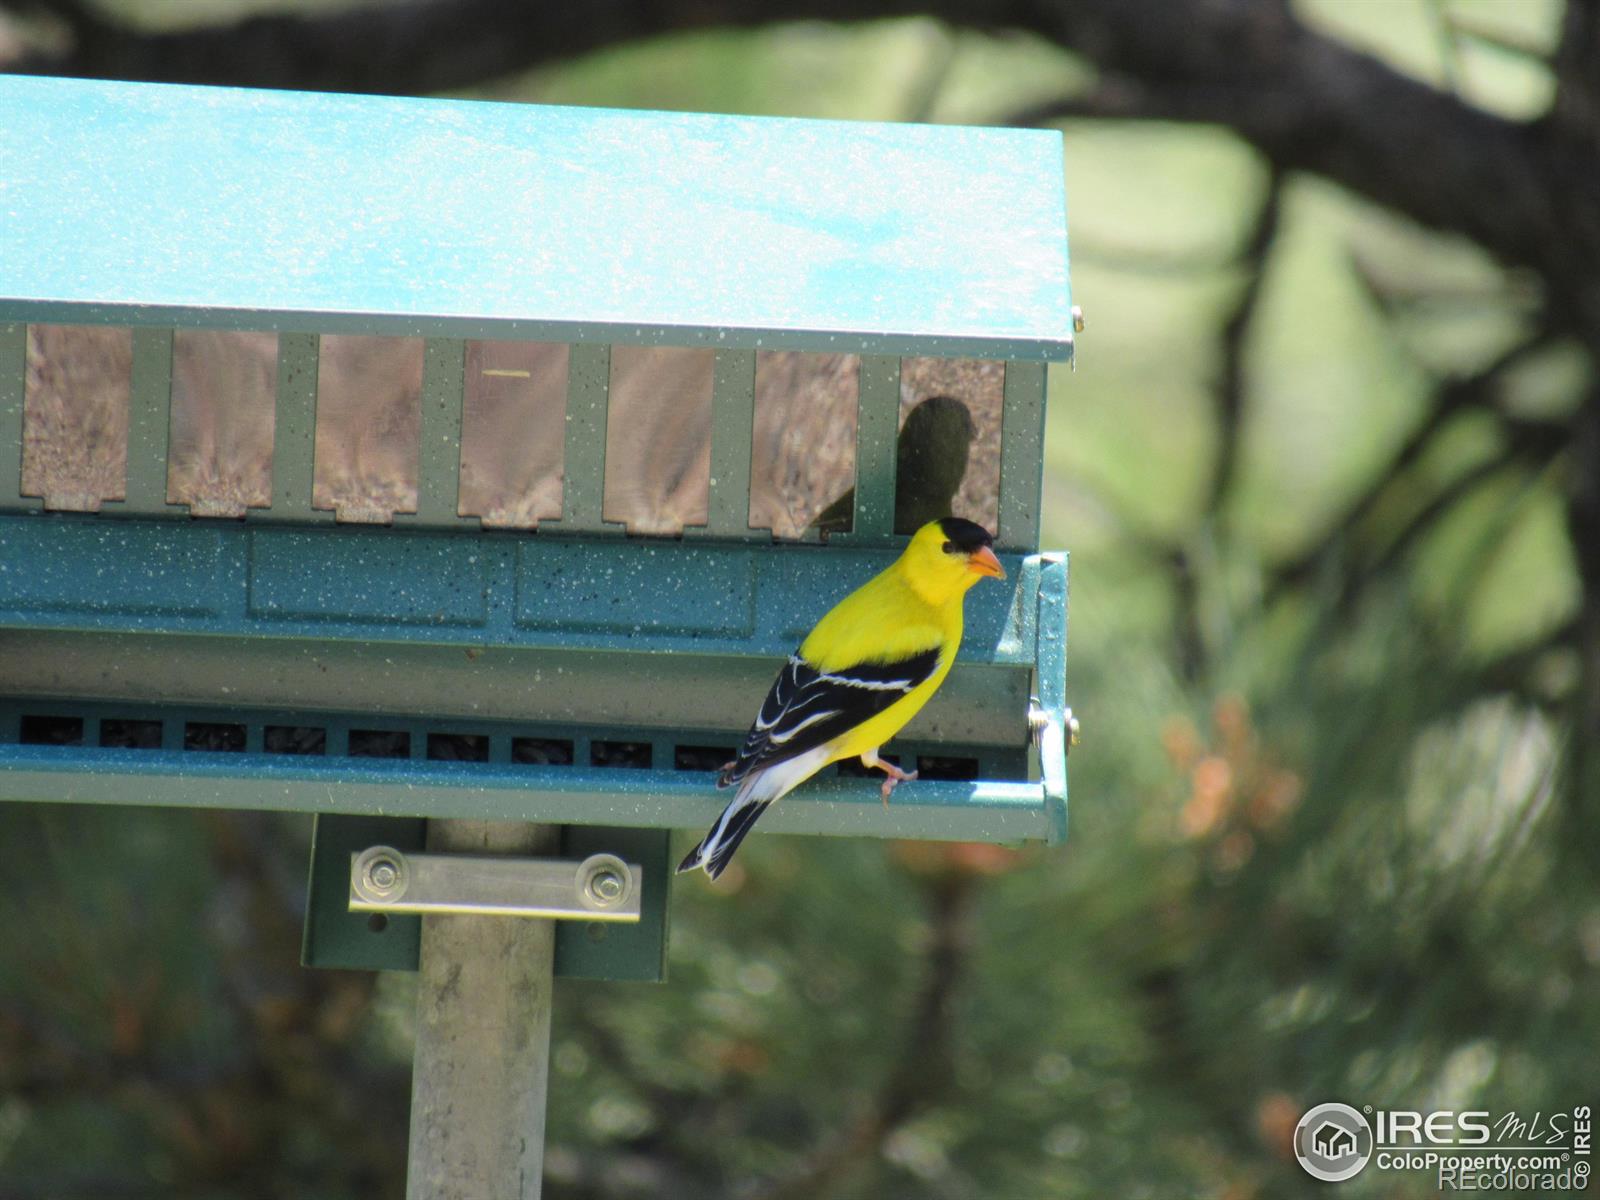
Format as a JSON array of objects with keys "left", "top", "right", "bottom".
[
  {"left": 100, "top": 718, "right": 162, "bottom": 749},
  {"left": 512, "top": 737, "right": 574, "bottom": 765},
  {"left": 916, "top": 755, "right": 980, "bottom": 781},
  {"left": 349, "top": 730, "right": 411, "bottom": 758},
  {"left": 674, "top": 744, "right": 735, "bottom": 772},
  {"left": 591, "top": 740, "right": 651, "bottom": 769},
  {"left": 264, "top": 726, "right": 327, "bottom": 755},
  {"left": 427, "top": 733, "right": 489, "bottom": 762},
  {"left": 185, "top": 722, "right": 245, "bottom": 751},
  {"left": 20, "top": 715, "right": 84, "bottom": 745}
]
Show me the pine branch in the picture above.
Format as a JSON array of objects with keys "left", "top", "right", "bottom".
[{"left": 751, "top": 874, "right": 976, "bottom": 1200}]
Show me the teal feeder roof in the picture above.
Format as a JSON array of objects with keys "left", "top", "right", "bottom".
[{"left": 0, "top": 74, "right": 1073, "bottom": 361}]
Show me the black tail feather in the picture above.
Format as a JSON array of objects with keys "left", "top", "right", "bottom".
[{"left": 678, "top": 799, "right": 772, "bottom": 880}]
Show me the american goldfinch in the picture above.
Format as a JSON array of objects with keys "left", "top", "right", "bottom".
[
  {"left": 678, "top": 517, "right": 1005, "bottom": 880},
  {"left": 813, "top": 396, "right": 977, "bottom": 536}
]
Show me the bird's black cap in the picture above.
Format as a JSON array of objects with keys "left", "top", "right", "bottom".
[{"left": 938, "top": 516, "right": 994, "bottom": 552}]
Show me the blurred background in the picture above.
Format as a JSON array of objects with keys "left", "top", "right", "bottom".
[{"left": 1, "top": 0, "right": 1596, "bottom": 1196}]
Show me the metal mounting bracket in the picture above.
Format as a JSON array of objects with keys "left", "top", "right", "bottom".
[{"left": 349, "top": 845, "right": 643, "bottom": 922}]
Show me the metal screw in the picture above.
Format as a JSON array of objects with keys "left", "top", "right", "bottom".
[
  {"left": 578, "top": 854, "right": 630, "bottom": 909},
  {"left": 366, "top": 855, "right": 399, "bottom": 892},
  {"left": 354, "top": 846, "right": 407, "bottom": 903},
  {"left": 1027, "top": 702, "right": 1082, "bottom": 752},
  {"left": 1071, "top": 305, "right": 1086, "bottom": 334},
  {"left": 369, "top": 859, "right": 398, "bottom": 889},
  {"left": 1027, "top": 698, "right": 1049, "bottom": 747}
]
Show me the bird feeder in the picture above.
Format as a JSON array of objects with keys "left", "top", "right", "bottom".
[{"left": 0, "top": 74, "right": 1074, "bottom": 1196}]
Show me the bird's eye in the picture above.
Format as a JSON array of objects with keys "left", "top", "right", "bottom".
[{"left": 941, "top": 540, "right": 956, "bottom": 554}]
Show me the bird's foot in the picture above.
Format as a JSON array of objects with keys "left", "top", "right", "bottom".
[{"left": 874, "top": 762, "right": 919, "bottom": 807}]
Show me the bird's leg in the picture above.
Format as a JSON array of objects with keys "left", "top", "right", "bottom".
[{"left": 860, "top": 749, "right": 919, "bottom": 807}]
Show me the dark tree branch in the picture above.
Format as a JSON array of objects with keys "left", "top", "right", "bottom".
[
  {"left": 1329, "top": 422, "right": 1567, "bottom": 620},
  {"left": 1470, "top": 616, "right": 1581, "bottom": 713},
  {"left": 1553, "top": 0, "right": 1600, "bottom": 137},
  {"left": 4, "top": 0, "right": 690, "bottom": 95},
  {"left": 1207, "top": 163, "right": 1284, "bottom": 519},
  {"left": 1093, "top": 163, "right": 1281, "bottom": 684},
  {"left": 1266, "top": 330, "right": 1558, "bottom": 604}
]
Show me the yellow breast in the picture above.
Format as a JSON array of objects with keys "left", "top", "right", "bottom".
[{"left": 798, "top": 562, "right": 964, "bottom": 764}]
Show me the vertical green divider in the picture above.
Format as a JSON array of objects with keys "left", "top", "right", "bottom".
[
  {"left": 998, "top": 361, "right": 1048, "bottom": 553},
  {"left": 259, "top": 332, "right": 327, "bottom": 523},
  {"left": 124, "top": 328, "right": 175, "bottom": 514},
  {"left": 414, "top": 338, "right": 467, "bottom": 526},
  {"left": 550, "top": 342, "right": 612, "bottom": 533},
  {"left": 850, "top": 354, "right": 901, "bottom": 542},
  {"left": 700, "top": 349, "right": 756, "bottom": 539},
  {"left": 0, "top": 324, "right": 29, "bottom": 509}
]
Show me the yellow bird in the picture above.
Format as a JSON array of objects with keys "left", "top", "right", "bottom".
[{"left": 678, "top": 517, "right": 1006, "bottom": 880}]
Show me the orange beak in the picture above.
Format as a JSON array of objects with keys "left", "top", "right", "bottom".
[{"left": 968, "top": 546, "right": 1006, "bottom": 580}]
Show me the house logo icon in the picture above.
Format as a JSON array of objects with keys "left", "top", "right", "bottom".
[
  {"left": 1314, "top": 1121, "right": 1356, "bottom": 1158},
  {"left": 1295, "top": 1102, "right": 1374, "bottom": 1182}
]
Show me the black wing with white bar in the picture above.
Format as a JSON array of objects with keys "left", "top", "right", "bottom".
[{"left": 719, "top": 647, "right": 943, "bottom": 787}]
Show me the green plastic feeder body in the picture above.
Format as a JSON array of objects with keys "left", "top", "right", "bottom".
[{"left": 0, "top": 75, "right": 1074, "bottom": 978}]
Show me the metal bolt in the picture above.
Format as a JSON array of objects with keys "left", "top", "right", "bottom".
[
  {"left": 1071, "top": 305, "right": 1086, "bottom": 334},
  {"left": 369, "top": 859, "right": 398, "bottom": 890},
  {"left": 1027, "top": 698, "right": 1049, "bottom": 747},
  {"left": 354, "top": 846, "right": 408, "bottom": 903},
  {"left": 578, "top": 854, "right": 630, "bottom": 909},
  {"left": 1027, "top": 702, "right": 1081, "bottom": 752},
  {"left": 365, "top": 855, "right": 400, "bottom": 893}
]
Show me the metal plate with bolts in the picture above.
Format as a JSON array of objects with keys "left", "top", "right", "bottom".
[
  {"left": 349, "top": 845, "right": 644, "bottom": 922},
  {"left": 300, "top": 817, "right": 672, "bottom": 981}
]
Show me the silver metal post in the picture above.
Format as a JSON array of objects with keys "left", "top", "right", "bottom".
[{"left": 407, "top": 820, "right": 559, "bottom": 1200}]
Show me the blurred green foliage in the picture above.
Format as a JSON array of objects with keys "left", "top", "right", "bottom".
[{"left": 1, "top": 3, "right": 1594, "bottom": 1198}]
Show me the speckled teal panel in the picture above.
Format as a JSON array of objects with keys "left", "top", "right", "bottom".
[
  {"left": 515, "top": 541, "right": 756, "bottom": 638},
  {"left": 0, "top": 76, "right": 1072, "bottom": 361},
  {"left": 249, "top": 530, "right": 489, "bottom": 625},
  {"left": 0, "top": 521, "right": 225, "bottom": 616},
  {"left": 0, "top": 515, "right": 1040, "bottom": 663}
]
